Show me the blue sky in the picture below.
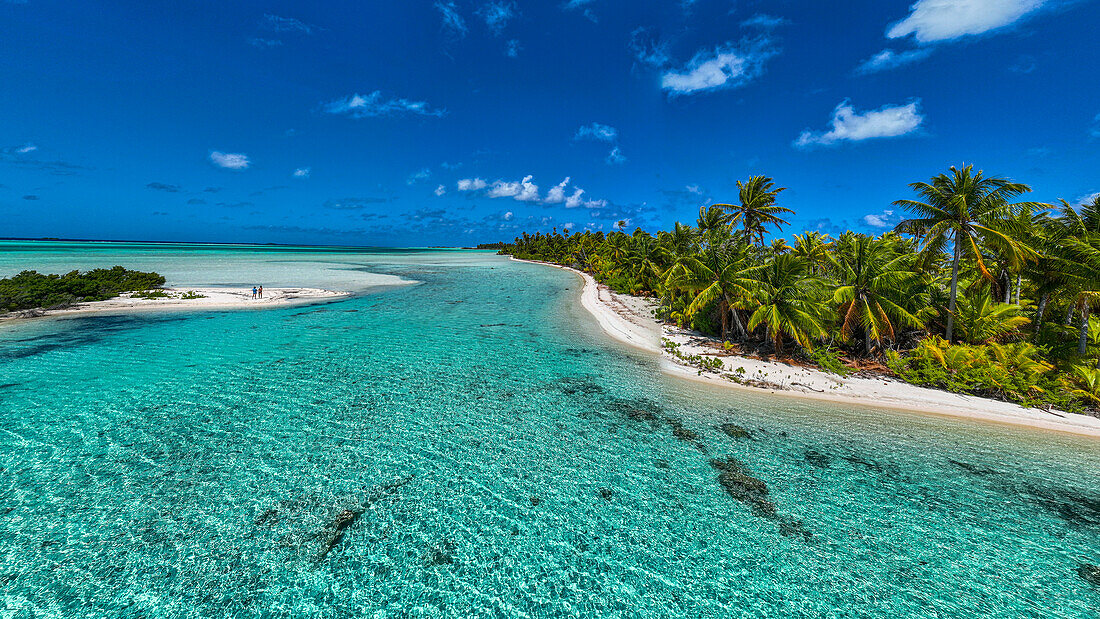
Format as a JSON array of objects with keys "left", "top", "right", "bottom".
[{"left": 2, "top": 0, "right": 1099, "bottom": 246}]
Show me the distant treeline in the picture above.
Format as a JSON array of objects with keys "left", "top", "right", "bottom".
[
  {"left": 475, "top": 242, "right": 507, "bottom": 250},
  {"left": 0, "top": 266, "right": 166, "bottom": 312}
]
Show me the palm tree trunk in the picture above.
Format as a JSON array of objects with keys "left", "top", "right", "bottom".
[
  {"left": 946, "top": 236, "right": 962, "bottom": 343},
  {"left": 730, "top": 304, "right": 746, "bottom": 339},
  {"left": 1080, "top": 302, "right": 1091, "bottom": 356},
  {"left": 1034, "top": 291, "right": 1049, "bottom": 338},
  {"left": 719, "top": 298, "right": 729, "bottom": 340},
  {"left": 1003, "top": 271, "right": 1011, "bottom": 304},
  {"left": 1067, "top": 302, "right": 1076, "bottom": 326},
  {"left": 864, "top": 325, "right": 872, "bottom": 355},
  {"left": 1014, "top": 274, "right": 1021, "bottom": 305}
]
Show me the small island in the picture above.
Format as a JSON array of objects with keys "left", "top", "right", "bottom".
[{"left": 0, "top": 265, "right": 350, "bottom": 321}]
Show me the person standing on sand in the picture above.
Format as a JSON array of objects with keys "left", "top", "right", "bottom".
[
  {"left": 252, "top": 286, "right": 257, "bottom": 299},
  {"left": 258, "top": 285, "right": 263, "bottom": 299}
]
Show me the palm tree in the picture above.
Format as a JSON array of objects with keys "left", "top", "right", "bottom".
[
  {"left": 712, "top": 176, "right": 792, "bottom": 247},
  {"left": 1054, "top": 197, "right": 1100, "bottom": 355},
  {"left": 792, "top": 231, "right": 834, "bottom": 276},
  {"left": 626, "top": 232, "right": 669, "bottom": 292},
  {"left": 666, "top": 240, "right": 755, "bottom": 340},
  {"left": 696, "top": 204, "right": 732, "bottom": 238},
  {"left": 893, "top": 165, "right": 1045, "bottom": 342},
  {"left": 658, "top": 222, "right": 698, "bottom": 258},
  {"left": 1024, "top": 210, "right": 1071, "bottom": 335},
  {"left": 745, "top": 253, "right": 827, "bottom": 353},
  {"left": 831, "top": 234, "right": 930, "bottom": 354}
]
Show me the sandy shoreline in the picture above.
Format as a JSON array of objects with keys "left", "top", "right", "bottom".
[
  {"left": 512, "top": 257, "right": 1100, "bottom": 439},
  {"left": 0, "top": 287, "right": 351, "bottom": 323}
]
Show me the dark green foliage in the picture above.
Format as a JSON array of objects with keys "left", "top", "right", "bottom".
[
  {"left": 808, "top": 346, "right": 853, "bottom": 377},
  {"left": 0, "top": 266, "right": 166, "bottom": 312}
]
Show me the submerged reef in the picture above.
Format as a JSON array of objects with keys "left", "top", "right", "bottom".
[
  {"left": 718, "top": 423, "right": 753, "bottom": 440},
  {"left": 709, "top": 457, "right": 812, "bottom": 542},
  {"left": 261, "top": 475, "right": 415, "bottom": 565},
  {"left": 1079, "top": 564, "right": 1100, "bottom": 588}
]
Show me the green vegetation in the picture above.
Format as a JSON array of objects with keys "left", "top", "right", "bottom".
[
  {"left": 0, "top": 266, "right": 166, "bottom": 312},
  {"left": 497, "top": 165, "right": 1100, "bottom": 413},
  {"left": 130, "top": 289, "right": 171, "bottom": 299}
]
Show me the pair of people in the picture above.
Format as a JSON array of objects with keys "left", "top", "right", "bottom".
[{"left": 251, "top": 285, "right": 263, "bottom": 299}]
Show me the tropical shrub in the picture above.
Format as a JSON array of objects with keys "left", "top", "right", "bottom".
[
  {"left": 1063, "top": 366, "right": 1100, "bottom": 405},
  {"left": 809, "top": 345, "right": 853, "bottom": 377},
  {"left": 886, "top": 337, "right": 1058, "bottom": 407},
  {"left": 952, "top": 291, "right": 1029, "bottom": 344}
]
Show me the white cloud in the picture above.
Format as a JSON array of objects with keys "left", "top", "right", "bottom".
[
  {"left": 488, "top": 175, "right": 539, "bottom": 201},
  {"left": 14, "top": 143, "right": 37, "bottom": 154},
  {"left": 629, "top": 27, "right": 670, "bottom": 69},
  {"left": 459, "top": 174, "right": 611, "bottom": 211},
  {"left": 506, "top": 39, "right": 521, "bottom": 57},
  {"left": 545, "top": 177, "right": 571, "bottom": 203},
  {"left": 741, "top": 14, "right": 787, "bottom": 29},
  {"left": 503, "top": 211, "right": 514, "bottom": 221},
  {"left": 575, "top": 122, "right": 618, "bottom": 142},
  {"left": 1090, "top": 113, "right": 1100, "bottom": 138},
  {"left": 1076, "top": 191, "right": 1100, "bottom": 206},
  {"left": 210, "top": 151, "right": 251, "bottom": 170},
  {"left": 479, "top": 2, "right": 517, "bottom": 35},
  {"left": 435, "top": 184, "right": 447, "bottom": 196},
  {"left": 435, "top": 1, "right": 467, "bottom": 37},
  {"left": 605, "top": 146, "right": 626, "bottom": 165},
  {"left": 795, "top": 100, "right": 923, "bottom": 148},
  {"left": 660, "top": 41, "right": 774, "bottom": 95},
  {"left": 856, "top": 48, "right": 933, "bottom": 74},
  {"left": 887, "top": 0, "right": 1046, "bottom": 43},
  {"left": 487, "top": 179, "right": 519, "bottom": 198},
  {"left": 457, "top": 178, "right": 488, "bottom": 191},
  {"left": 406, "top": 168, "right": 431, "bottom": 185},
  {"left": 564, "top": 188, "right": 586, "bottom": 208},
  {"left": 686, "top": 184, "right": 702, "bottom": 194},
  {"left": 863, "top": 209, "right": 901, "bottom": 228},
  {"left": 292, "top": 167, "right": 311, "bottom": 178},
  {"left": 324, "top": 91, "right": 444, "bottom": 118}
]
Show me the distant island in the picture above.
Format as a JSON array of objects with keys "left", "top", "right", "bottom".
[{"left": 0, "top": 266, "right": 166, "bottom": 313}]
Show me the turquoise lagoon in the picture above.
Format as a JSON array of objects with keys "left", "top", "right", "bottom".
[{"left": 1, "top": 241, "right": 1098, "bottom": 617}]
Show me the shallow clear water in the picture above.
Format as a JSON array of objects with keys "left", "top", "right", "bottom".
[{"left": 2, "top": 242, "right": 1099, "bottom": 618}]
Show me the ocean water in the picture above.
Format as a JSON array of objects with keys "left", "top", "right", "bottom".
[{"left": 1, "top": 242, "right": 1098, "bottom": 618}]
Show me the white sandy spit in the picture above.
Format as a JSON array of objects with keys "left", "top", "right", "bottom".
[
  {"left": 513, "top": 258, "right": 1100, "bottom": 439},
  {"left": 0, "top": 287, "right": 351, "bottom": 322}
]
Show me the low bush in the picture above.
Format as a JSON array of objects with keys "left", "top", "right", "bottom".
[{"left": 885, "top": 336, "right": 1073, "bottom": 409}]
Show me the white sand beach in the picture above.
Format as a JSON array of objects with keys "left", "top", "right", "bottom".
[
  {"left": 515, "top": 258, "right": 1100, "bottom": 438},
  {"left": 0, "top": 287, "right": 351, "bottom": 322}
]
